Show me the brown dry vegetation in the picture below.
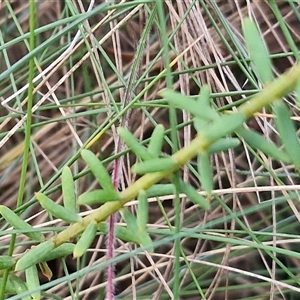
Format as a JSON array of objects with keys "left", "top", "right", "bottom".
[{"left": 1, "top": 1, "right": 300, "bottom": 299}]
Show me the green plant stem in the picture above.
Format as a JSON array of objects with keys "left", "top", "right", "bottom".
[
  {"left": 0, "top": 1, "right": 36, "bottom": 299},
  {"left": 51, "top": 62, "right": 300, "bottom": 247}
]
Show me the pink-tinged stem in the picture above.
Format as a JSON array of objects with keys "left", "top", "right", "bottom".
[
  {"left": 106, "top": 213, "right": 115, "bottom": 299},
  {"left": 106, "top": 137, "right": 123, "bottom": 300}
]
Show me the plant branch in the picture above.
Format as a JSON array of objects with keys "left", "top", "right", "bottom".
[{"left": 51, "top": 63, "right": 300, "bottom": 247}]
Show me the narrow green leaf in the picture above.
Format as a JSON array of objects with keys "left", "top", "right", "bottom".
[
  {"left": 25, "top": 264, "right": 41, "bottom": 300},
  {"left": 147, "top": 124, "right": 165, "bottom": 158},
  {"left": 161, "top": 89, "right": 217, "bottom": 120},
  {"left": 42, "top": 243, "right": 75, "bottom": 262},
  {"left": 294, "top": 78, "right": 300, "bottom": 108},
  {"left": 98, "top": 223, "right": 140, "bottom": 244},
  {"left": 0, "top": 255, "right": 15, "bottom": 270},
  {"left": 36, "top": 192, "right": 81, "bottom": 223},
  {"left": 99, "top": 222, "right": 152, "bottom": 251},
  {"left": 273, "top": 100, "right": 300, "bottom": 170},
  {"left": 236, "top": 127, "right": 290, "bottom": 163},
  {"left": 196, "top": 85, "right": 219, "bottom": 120},
  {"left": 115, "top": 226, "right": 141, "bottom": 244},
  {"left": 9, "top": 274, "right": 30, "bottom": 299},
  {"left": 137, "top": 190, "right": 148, "bottom": 233},
  {"left": 198, "top": 153, "right": 213, "bottom": 197},
  {"left": 202, "top": 113, "right": 246, "bottom": 141},
  {"left": 132, "top": 157, "right": 176, "bottom": 174},
  {"left": 81, "top": 149, "right": 115, "bottom": 191},
  {"left": 15, "top": 241, "right": 55, "bottom": 271},
  {"left": 138, "top": 231, "right": 153, "bottom": 253},
  {"left": 179, "top": 180, "right": 210, "bottom": 210},
  {"left": 73, "top": 221, "right": 97, "bottom": 258},
  {"left": 0, "top": 205, "right": 44, "bottom": 242},
  {"left": 193, "top": 117, "right": 210, "bottom": 134},
  {"left": 242, "top": 17, "right": 273, "bottom": 84},
  {"left": 62, "top": 166, "right": 76, "bottom": 213},
  {"left": 78, "top": 189, "right": 120, "bottom": 205},
  {"left": 207, "top": 138, "right": 240, "bottom": 154},
  {"left": 146, "top": 184, "right": 175, "bottom": 198},
  {"left": 0, "top": 277, "right": 16, "bottom": 294},
  {"left": 117, "top": 127, "right": 152, "bottom": 160},
  {"left": 121, "top": 208, "right": 138, "bottom": 233}
]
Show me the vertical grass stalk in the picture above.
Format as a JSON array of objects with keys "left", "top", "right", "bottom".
[{"left": 0, "top": 1, "right": 36, "bottom": 299}]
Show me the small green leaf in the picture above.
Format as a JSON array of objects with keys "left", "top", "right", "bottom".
[
  {"left": 198, "top": 153, "right": 213, "bottom": 197},
  {"left": 78, "top": 189, "right": 120, "bottom": 205},
  {"left": 9, "top": 274, "right": 30, "bottom": 299},
  {"left": 73, "top": 221, "right": 97, "bottom": 258},
  {"left": 148, "top": 124, "right": 165, "bottom": 158},
  {"left": 242, "top": 17, "right": 273, "bottom": 84},
  {"left": 62, "top": 166, "right": 76, "bottom": 213},
  {"left": 0, "top": 205, "right": 44, "bottom": 242},
  {"left": 118, "top": 127, "right": 152, "bottom": 160},
  {"left": 42, "top": 243, "right": 75, "bottom": 261},
  {"left": 161, "top": 89, "right": 217, "bottom": 121},
  {"left": 0, "top": 277, "right": 15, "bottom": 294},
  {"left": 115, "top": 226, "right": 141, "bottom": 244},
  {"left": 36, "top": 192, "right": 81, "bottom": 223},
  {"left": 25, "top": 264, "right": 41, "bottom": 300},
  {"left": 193, "top": 117, "right": 210, "bottom": 133},
  {"left": 0, "top": 255, "right": 15, "bottom": 270},
  {"left": 236, "top": 127, "right": 290, "bottom": 163},
  {"left": 132, "top": 157, "right": 176, "bottom": 174},
  {"left": 138, "top": 231, "right": 153, "bottom": 253},
  {"left": 202, "top": 113, "right": 246, "bottom": 141},
  {"left": 137, "top": 190, "right": 148, "bottom": 233},
  {"left": 179, "top": 180, "right": 210, "bottom": 210},
  {"left": 98, "top": 223, "right": 140, "bottom": 244},
  {"left": 121, "top": 208, "right": 138, "bottom": 233},
  {"left": 98, "top": 222, "right": 153, "bottom": 251},
  {"left": 207, "top": 138, "right": 240, "bottom": 154},
  {"left": 294, "top": 78, "right": 300, "bottom": 108},
  {"left": 146, "top": 184, "right": 175, "bottom": 197},
  {"left": 273, "top": 100, "right": 300, "bottom": 170},
  {"left": 15, "top": 241, "right": 55, "bottom": 271},
  {"left": 81, "top": 149, "right": 115, "bottom": 191}
]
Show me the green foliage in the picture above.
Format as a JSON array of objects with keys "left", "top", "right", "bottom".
[
  {"left": 61, "top": 166, "right": 76, "bottom": 213},
  {"left": 242, "top": 17, "right": 273, "bottom": 83},
  {"left": 25, "top": 265, "right": 40, "bottom": 300},
  {"left": 0, "top": 206, "right": 44, "bottom": 242},
  {"left": 73, "top": 222, "right": 98, "bottom": 258},
  {"left": 1, "top": 8, "right": 300, "bottom": 298},
  {"left": 15, "top": 241, "right": 55, "bottom": 271},
  {"left": 273, "top": 100, "right": 300, "bottom": 171},
  {"left": 78, "top": 189, "right": 120, "bottom": 205},
  {"left": 36, "top": 192, "right": 81, "bottom": 223}
]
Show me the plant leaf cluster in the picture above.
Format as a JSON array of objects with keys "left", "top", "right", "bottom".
[{"left": 1, "top": 17, "right": 300, "bottom": 299}]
